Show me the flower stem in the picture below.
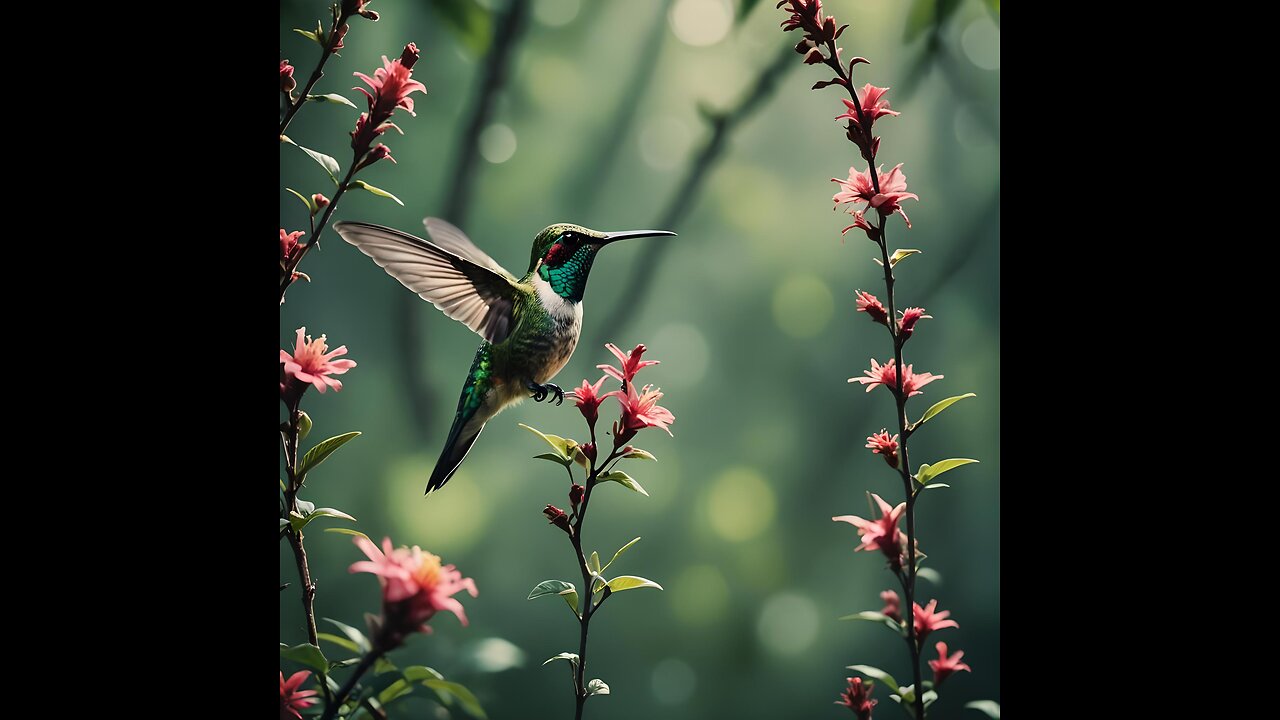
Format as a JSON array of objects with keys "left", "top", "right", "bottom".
[
  {"left": 282, "top": 402, "right": 320, "bottom": 648},
  {"left": 280, "top": 162, "right": 358, "bottom": 303},
  {"left": 567, "top": 446, "right": 620, "bottom": 720},
  {"left": 319, "top": 649, "right": 382, "bottom": 720},
  {"left": 280, "top": 12, "right": 352, "bottom": 138}
]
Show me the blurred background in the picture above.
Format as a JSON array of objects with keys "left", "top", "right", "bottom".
[{"left": 279, "top": 0, "right": 999, "bottom": 717}]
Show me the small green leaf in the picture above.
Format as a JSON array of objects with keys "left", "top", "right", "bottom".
[
  {"left": 606, "top": 575, "right": 662, "bottom": 592},
  {"left": 295, "top": 499, "right": 316, "bottom": 515},
  {"left": 293, "top": 27, "right": 323, "bottom": 45},
  {"left": 297, "top": 411, "right": 313, "bottom": 440},
  {"left": 310, "top": 507, "right": 357, "bottom": 523},
  {"left": 923, "top": 690, "right": 938, "bottom": 708},
  {"left": 329, "top": 657, "right": 362, "bottom": 669},
  {"left": 528, "top": 580, "right": 579, "bottom": 614},
  {"left": 279, "top": 517, "right": 289, "bottom": 531},
  {"left": 622, "top": 447, "right": 657, "bottom": 461},
  {"left": 350, "top": 179, "right": 404, "bottom": 206},
  {"left": 280, "top": 478, "right": 287, "bottom": 492},
  {"left": 588, "top": 551, "right": 601, "bottom": 574},
  {"left": 294, "top": 143, "right": 341, "bottom": 185},
  {"left": 917, "top": 458, "right": 979, "bottom": 485},
  {"left": 838, "top": 610, "right": 903, "bottom": 633},
  {"left": 378, "top": 677, "right": 414, "bottom": 705},
  {"left": 889, "top": 248, "right": 922, "bottom": 267},
  {"left": 916, "top": 567, "right": 942, "bottom": 585},
  {"left": 317, "top": 632, "right": 360, "bottom": 654},
  {"left": 848, "top": 664, "right": 899, "bottom": 693},
  {"left": 916, "top": 393, "right": 976, "bottom": 428},
  {"left": 543, "top": 652, "right": 580, "bottom": 668},
  {"left": 374, "top": 656, "right": 398, "bottom": 675},
  {"left": 280, "top": 643, "right": 328, "bottom": 673},
  {"left": 586, "top": 678, "right": 610, "bottom": 696},
  {"left": 966, "top": 700, "right": 1001, "bottom": 719},
  {"left": 597, "top": 470, "right": 649, "bottom": 496},
  {"left": 533, "top": 452, "right": 571, "bottom": 467},
  {"left": 324, "top": 527, "right": 371, "bottom": 542},
  {"left": 306, "top": 93, "right": 359, "bottom": 109},
  {"left": 285, "top": 188, "right": 316, "bottom": 214},
  {"left": 324, "top": 618, "right": 372, "bottom": 653},
  {"left": 298, "top": 431, "right": 361, "bottom": 478},
  {"left": 604, "top": 537, "right": 641, "bottom": 572},
  {"left": 403, "top": 665, "right": 443, "bottom": 682},
  {"left": 919, "top": 483, "right": 950, "bottom": 491},
  {"left": 518, "top": 423, "right": 572, "bottom": 460},
  {"left": 425, "top": 679, "right": 487, "bottom": 719}
]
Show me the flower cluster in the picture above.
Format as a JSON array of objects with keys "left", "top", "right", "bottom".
[
  {"left": 349, "top": 536, "right": 478, "bottom": 651},
  {"left": 837, "top": 676, "right": 876, "bottom": 719},
  {"left": 280, "top": 670, "right": 318, "bottom": 719},
  {"left": 578, "top": 343, "right": 676, "bottom": 447},
  {"left": 350, "top": 43, "right": 427, "bottom": 169}
]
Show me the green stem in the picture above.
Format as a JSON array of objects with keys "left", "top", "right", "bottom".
[
  {"left": 567, "top": 446, "right": 620, "bottom": 720},
  {"left": 319, "top": 650, "right": 382, "bottom": 720}
]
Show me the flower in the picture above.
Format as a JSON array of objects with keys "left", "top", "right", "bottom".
[
  {"left": 355, "top": 142, "right": 396, "bottom": 171},
  {"left": 597, "top": 343, "right": 659, "bottom": 385},
  {"left": 343, "top": 0, "right": 379, "bottom": 20},
  {"left": 572, "top": 375, "right": 609, "bottom": 426},
  {"left": 350, "top": 43, "right": 427, "bottom": 157},
  {"left": 608, "top": 382, "right": 675, "bottom": 445},
  {"left": 569, "top": 484, "right": 584, "bottom": 510},
  {"left": 833, "top": 494, "right": 904, "bottom": 566},
  {"left": 854, "top": 290, "right": 888, "bottom": 325},
  {"left": 311, "top": 193, "right": 329, "bottom": 210},
  {"left": 330, "top": 23, "right": 348, "bottom": 51},
  {"left": 350, "top": 536, "right": 478, "bottom": 649},
  {"left": 280, "top": 670, "right": 318, "bottom": 720},
  {"left": 841, "top": 209, "right": 876, "bottom": 240},
  {"left": 849, "top": 359, "right": 942, "bottom": 398},
  {"left": 835, "top": 84, "right": 900, "bottom": 131},
  {"left": 779, "top": 0, "right": 843, "bottom": 44},
  {"left": 280, "top": 60, "right": 296, "bottom": 95},
  {"left": 928, "top": 641, "right": 972, "bottom": 685},
  {"left": 913, "top": 599, "right": 959, "bottom": 643},
  {"left": 543, "top": 504, "right": 572, "bottom": 534},
  {"left": 831, "top": 163, "right": 920, "bottom": 228},
  {"left": 280, "top": 229, "right": 304, "bottom": 267},
  {"left": 880, "top": 589, "right": 901, "bottom": 622},
  {"left": 865, "top": 429, "right": 899, "bottom": 468},
  {"left": 280, "top": 327, "right": 357, "bottom": 394},
  {"left": 837, "top": 676, "right": 876, "bottom": 719},
  {"left": 897, "top": 307, "right": 931, "bottom": 339}
]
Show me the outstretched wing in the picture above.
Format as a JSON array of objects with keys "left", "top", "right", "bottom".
[
  {"left": 422, "top": 217, "right": 509, "bottom": 276},
  {"left": 334, "top": 221, "right": 523, "bottom": 344}
]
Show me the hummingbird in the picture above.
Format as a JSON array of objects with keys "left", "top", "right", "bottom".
[{"left": 333, "top": 218, "right": 676, "bottom": 494}]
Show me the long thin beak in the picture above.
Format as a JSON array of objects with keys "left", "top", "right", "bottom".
[{"left": 598, "top": 229, "right": 677, "bottom": 245}]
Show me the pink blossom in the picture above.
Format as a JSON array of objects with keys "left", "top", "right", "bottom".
[
  {"left": 833, "top": 493, "right": 904, "bottom": 567},
  {"left": 597, "top": 343, "right": 659, "bottom": 385},
  {"left": 280, "top": 229, "right": 304, "bottom": 266},
  {"left": 929, "top": 641, "right": 972, "bottom": 685},
  {"left": 311, "top": 193, "right": 329, "bottom": 210},
  {"left": 854, "top": 290, "right": 888, "bottom": 325},
  {"left": 280, "top": 60, "right": 296, "bottom": 95},
  {"left": 897, "top": 307, "right": 931, "bottom": 339},
  {"left": 835, "top": 84, "right": 900, "bottom": 131},
  {"left": 572, "top": 375, "right": 609, "bottom": 426},
  {"left": 865, "top": 429, "right": 899, "bottom": 468},
  {"left": 778, "top": 0, "right": 843, "bottom": 44},
  {"left": 880, "top": 589, "right": 901, "bottom": 623},
  {"left": 913, "top": 599, "right": 959, "bottom": 644},
  {"left": 280, "top": 670, "right": 318, "bottom": 720},
  {"left": 849, "top": 359, "right": 942, "bottom": 398},
  {"left": 350, "top": 536, "right": 478, "bottom": 648},
  {"left": 343, "top": 0, "right": 379, "bottom": 20},
  {"left": 841, "top": 209, "right": 876, "bottom": 240},
  {"left": 838, "top": 676, "right": 877, "bottom": 719},
  {"left": 832, "top": 163, "right": 919, "bottom": 228},
  {"left": 608, "top": 382, "right": 675, "bottom": 445},
  {"left": 350, "top": 43, "right": 427, "bottom": 156},
  {"left": 280, "top": 327, "right": 357, "bottom": 393}
]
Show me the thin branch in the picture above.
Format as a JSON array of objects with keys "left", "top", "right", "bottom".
[{"left": 280, "top": 8, "right": 352, "bottom": 137}]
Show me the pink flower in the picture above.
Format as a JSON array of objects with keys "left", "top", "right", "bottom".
[
  {"left": 597, "top": 343, "right": 660, "bottom": 385},
  {"left": 311, "top": 193, "right": 329, "bottom": 210},
  {"left": 897, "top": 307, "right": 931, "bottom": 339},
  {"left": 849, "top": 359, "right": 942, "bottom": 398},
  {"left": 343, "top": 0, "right": 379, "bottom": 20},
  {"left": 833, "top": 494, "right": 905, "bottom": 567},
  {"left": 280, "top": 670, "right": 318, "bottom": 720},
  {"left": 350, "top": 536, "right": 478, "bottom": 649},
  {"left": 837, "top": 676, "right": 877, "bottom": 719},
  {"left": 854, "top": 290, "right": 888, "bottom": 325},
  {"left": 880, "top": 589, "right": 901, "bottom": 623},
  {"left": 832, "top": 163, "right": 920, "bottom": 228},
  {"left": 280, "top": 327, "right": 357, "bottom": 393},
  {"left": 841, "top": 209, "right": 877, "bottom": 240},
  {"left": 865, "top": 429, "right": 899, "bottom": 468},
  {"left": 928, "top": 641, "right": 972, "bottom": 686},
  {"left": 355, "top": 142, "right": 396, "bottom": 171},
  {"left": 913, "top": 599, "right": 959, "bottom": 644},
  {"left": 280, "top": 60, "right": 296, "bottom": 95},
  {"left": 572, "top": 375, "right": 609, "bottom": 426},
  {"left": 350, "top": 43, "right": 427, "bottom": 156},
  {"left": 280, "top": 229, "right": 304, "bottom": 266},
  {"left": 608, "top": 382, "right": 675, "bottom": 445},
  {"left": 835, "top": 84, "right": 900, "bottom": 131},
  {"left": 778, "top": 0, "right": 843, "bottom": 44}
]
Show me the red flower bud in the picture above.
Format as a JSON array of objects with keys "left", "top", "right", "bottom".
[
  {"left": 543, "top": 505, "right": 572, "bottom": 535},
  {"left": 331, "top": 23, "right": 348, "bottom": 51},
  {"left": 804, "top": 48, "right": 825, "bottom": 64},
  {"left": 399, "top": 42, "right": 420, "bottom": 70},
  {"left": 569, "top": 484, "right": 585, "bottom": 510},
  {"left": 311, "top": 193, "right": 330, "bottom": 211},
  {"left": 280, "top": 60, "right": 296, "bottom": 95}
]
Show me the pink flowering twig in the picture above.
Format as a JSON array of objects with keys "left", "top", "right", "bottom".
[{"left": 279, "top": 1, "right": 379, "bottom": 137}]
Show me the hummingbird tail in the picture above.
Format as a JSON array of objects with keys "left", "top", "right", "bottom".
[{"left": 425, "top": 421, "right": 485, "bottom": 495}]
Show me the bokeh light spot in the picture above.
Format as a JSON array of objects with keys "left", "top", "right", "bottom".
[
  {"left": 650, "top": 323, "right": 709, "bottom": 386},
  {"left": 651, "top": 657, "right": 697, "bottom": 705},
  {"left": 479, "top": 123, "right": 517, "bottom": 164},
  {"left": 756, "top": 592, "right": 820, "bottom": 656},
  {"left": 772, "top": 274, "right": 834, "bottom": 338},
  {"left": 669, "top": 0, "right": 733, "bottom": 47},
  {"left": 961, "top": 16, "right": 1000, "bottom": 70},
  {"left": 706, "top": 466, "right": 775, "bottom": 541},
  {"left": 670, "top": 564, "right": 730, "bottom": 626},
  {"left": 387, "top": 456, "right": 490, "bottom": 552}
]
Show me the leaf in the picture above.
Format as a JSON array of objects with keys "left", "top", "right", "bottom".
[
  {"left": 425, "top": 679, "right": 487, "bottom": 719},
  {"left": 293, "top": 27, "right": 324, "bottom": 46},
  {"left": 838, "top": 610, "right": 903, "bottom": 633},
  {"left": 919, "top": 483, "right": 950, "bottom": 491},
  {"left": 329, "top": 657, "right": 362, "bottom": 669},
  {"left": 295, "top": 499, "right": 316, "bottom": 515},
  {"left": 310, "top": 507, "right": 357, "bottom": 523},
  {"left": 280, "top": 643, "right": 328, "bottom": 673},
  {"left": 586, "top": 678, "right": 610, "bottom": 696},
  {"left": 543, "top": 652, "right": 580, "bottom": 668},
  {"left": 966, "top": 700, "right": 1001, "bottom": 719},
  {"left": 374, "top": 656, "right": 398, "bottom": 675},
  {"left": 848, "top": 664, "right": 899, "bottom": 693},
  {"left": 428, "top": 0, "right": 492, "bottom": 56},
  {"left": 294, "top": 143, "right": 341, "bottom": 185},
  {"left": 895, "top": 684, "right": 917, "bottom": 704},
  {"left": 325, "top": 527, "right": 371, "bottom": 543},
  {"left": 378, "top": 678, "right": 414, "bottom": 705},
  {"left": 317, "top": 632, "right": 360, "bottom": 654},
  {"left": 518, "top": 423, "right": 572, "bottom": 460},
  {"left": 916, "top": 393, "right": 976, "bottom": 428},
  {"left": 324, "top": 618, "right": 372, "bottom": 653},
  {"left": 403, "top": 665, "right": 443, "bottom": 682},
  {"left": 597, "top": 470, "right": 649, "bottom": 496},
  {"left": 533, "top": 452, "right": 571, "bottom": 467},
  {"left": 285, "top": 187, "right": 316, "bottom": 214},
  {"left": 923, "top": 690, "right": 938, "bottom": 708},
  {"left": 306, "top": 93, "right": 358, "bottom": 109},
  {"left": 279, "top": 517, "right": 289, "bottom": 531},
  {"left": 916, "top": 458, "right": 979, "bottom": 485},
  {"left": 588, "top": 552, "right": 601, "bottom": 574},
  {"left": 916, "top": 567, "right": 942, "bottom": 585},
  {"left": 528, "top": 580, "right": 579, "bottom": 614},
  {"left": 889, "top": 248, "right": 922, "bottom": 267},
  {"left": 606, "top": 575, "right": 663, "bottom": 592},
  {"left": 603, "top": 537, "right": 641, "bottom": 572},
  {"left": 298, "top": 431, "right": 361, "bottom": 478},
  {"left": 622, "top": 447, "right": 657, "bottom": 461},
  {"left": 350, "top": 179, "right": 404, "bottom": 206},
  {"left": 297, "top": 411, "right": 313, "bottom": 440}
]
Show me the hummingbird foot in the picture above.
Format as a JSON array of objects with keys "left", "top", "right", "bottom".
[{"left": 527, "top": 381, "right": 565, "bottom": 405}]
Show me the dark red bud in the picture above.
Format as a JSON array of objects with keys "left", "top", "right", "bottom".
[
  {"left": 311, "top": 193, "right": 330, "bottom": 211},
  {"left": 580, "top": 443, "right": 597, "bottom": 463},
  {"left": 543, "top": 504, "right": 572, "bottom": 534},
  {"left": 331, "top": 24, "right": 349, "bottom": 50},
  {"left": 822, "top": 16, "right": 836, "bottom": 41},
  {"left": 569, "top": 484, "right": 585, "bottom": 510},
  {"left": 400, "top": 42, "right": 420, "bottom": 69},
  {"left": 803, "top": 48, "right": 825, "bottom": 64},
  {"left": 361, "top": 10, "right": 380, "bottom": 20}
]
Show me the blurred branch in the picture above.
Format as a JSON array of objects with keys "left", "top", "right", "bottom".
[
  {"left": 397, "top": 0, "right": 533, "bottom": 434},
  {"left": 589, "top": 43, "right": 796, "bottom": 349}
]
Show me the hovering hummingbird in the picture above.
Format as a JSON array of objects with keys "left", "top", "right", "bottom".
[{"left": 333, "top": 218, "right": 676, "bottom": 494}]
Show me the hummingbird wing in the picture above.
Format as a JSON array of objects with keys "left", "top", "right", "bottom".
[
  {"left": 422, "top": 217, "right": 508, "bottom": 276},
  {"left": 334, "top": 221, "right": 524, "bottom": 344}
]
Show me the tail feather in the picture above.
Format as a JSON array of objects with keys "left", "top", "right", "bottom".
[{"left": 426, "top": 420, "right": 485, "bottom": 494}]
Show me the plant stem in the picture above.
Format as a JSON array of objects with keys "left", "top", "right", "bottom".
[
  {"left": 280, "top": 11, "right": 351, "bottom": 137},
  {"left": 280, "top": 163, "right": 358, "bottom": 303},
  {"left": 320, "top": 649, "right": 382, "bottom": 720},
  {"left": 567, "top": 446, "right": 620, "bottom": 720},
  {"left": 282, "top": 403, "right": 320, "bottom": 647}
]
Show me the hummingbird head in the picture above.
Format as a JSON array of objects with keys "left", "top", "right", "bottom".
[{"left": 529, "top": 223, "right": 676, "bottom": 302}]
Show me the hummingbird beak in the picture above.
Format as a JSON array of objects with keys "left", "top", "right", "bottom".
[{"left": 597, "top": 229, "right": 677, "bottom": 246}]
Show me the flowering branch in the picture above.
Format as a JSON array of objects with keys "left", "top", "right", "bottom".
[{"left": 280, "top": 1, "right": 380, "bottom": 137}]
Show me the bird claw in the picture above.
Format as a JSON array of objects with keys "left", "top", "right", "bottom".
[{"left": 527, "top": 381, "right": 564, "bottom": 405}]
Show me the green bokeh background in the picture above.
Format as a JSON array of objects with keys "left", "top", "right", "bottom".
[{"left": 279, "top": 0, "right": 999, "bottom": 717}]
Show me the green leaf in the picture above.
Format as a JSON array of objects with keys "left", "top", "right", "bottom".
[
  {"left": 294, "top": 143, "right": 341, "bottom": 185},
  {"left": 597, "top": 470, "right": 649, "bottom": 496},
  {"left": 838, "top": 610, "right": 903, "bottom": 633},
  {"left": 350, "top": 179, "right": 404, "bottom": 206},
  {"left": 966, "top": 700, "right": 1001, "bottom": 719},
  {"left": 848, "top": 664, "right": 899, "bottom": 693},
  {"left": 518, "top": 423, "right": 572, "bottom": 460},
  {"left": 285, "top": 187, "right": 316, "bottom": 214},
  {"left": 297, "top": 410, "right": 313, "bottom": 440},
  {"left": 310, "top": 507, "right": 357, "bottom": 523},
  {"left": 324, "top": 618, "right": 372, "bottom": 653},
  {"left": 428, "top": 0, "right": 492, "bottom": 56},
  {"left": 916, "top": 458, "right": 979, "bottom": 485},
  {"left": 622, "top": 447, "right": 657, "bottom": 461},
  {"left": 307, "top": 93, "right": 359, "bottom": 109},
  {"left": 606, "top": 575, "right": 663, "bottom": 592},
  {"left": 374, "top": 655, "right": 398, "bottom": 675},
  {"left": 603, "top": 537, "right": 641, "bottom": 572},
  {"left": 588, "top": 551, "right": 601, "bottom": 574},
  {"left": 280, "top": 643, "right": 328, "bottom": 673},
  {"left": 279, "top": 517, "right": 289, "bottom": 531},
  {"left": 378, "top": 678, "right": 414, "bottom": 705},
  {"left": 324, "top": 527, "right": 371, "bottom": 542},
  {"left": 916, "top": 393, "right": 976, "bottom": 428},
  {"left": 543, "top": 652, "right": 580, "bottom": 668},
  {"left": 916, "top": 567, "right": 942, "bottom": 585},
  {"left": 889, "top": 248, "right": 922, "bottom": 267},
  {"left": 533, "top": 452, "right": 571, "bottom": 467},
  {"left": 329, "top": 657, "right": 362, "bottom": 669},
  {"left": 528, "top": 580, "right": 579, "bottom": 614},
  {"left": 293, "top": 27, "right": 324, "bottom": 46},
  {"left": 425, "top": 679, "right": 487, "bottom": 719},
  {"left": 295, "top": 499, "right": 316, "bottom": 515},
  {"left": 923, "top": 690, "right": 938, "bottom": 708},
  {"left": 403, "top": 665, "right": 443, "bottom": 682},
  {"left": 298, "top": 431, "right": 361, "bottom": 478},
  {"left": 280, "top": 478, "right": 287, "bottom": 492},
  {"left": 317, "top": 632, "right": 360, "bottom": 654},
  {"left": 919, "top": 483, "right": 950, "bottom": 491},
  {"left": 586, "top": 678, "right": 610, "bottom": 696}
]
